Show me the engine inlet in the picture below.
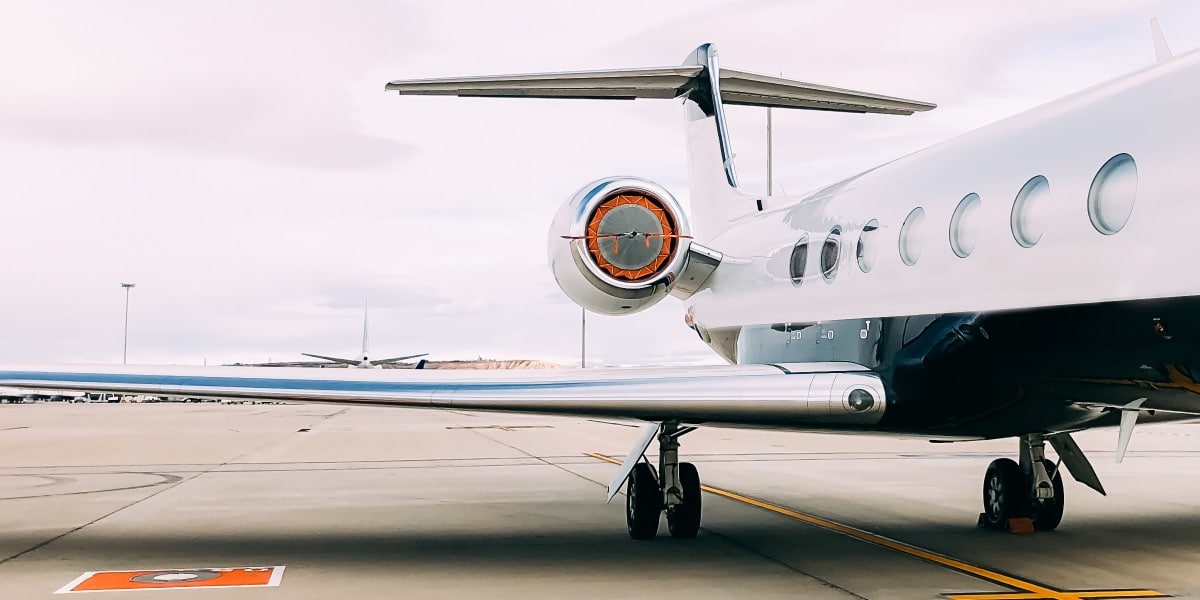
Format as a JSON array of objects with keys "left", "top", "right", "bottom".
[
  {"left": 548, "top": 177, "right": 695, "bottom": 315},
  {"left": 584, "top": 192, "right": 677, "bottom": 282}
]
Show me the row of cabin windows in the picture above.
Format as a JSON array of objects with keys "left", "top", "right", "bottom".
[
  {"left": 789, "top": 153, "right": 1137, "bottom": 284},
  {"left": 788, "top": 226, "right": 843, "bottom": 285}
]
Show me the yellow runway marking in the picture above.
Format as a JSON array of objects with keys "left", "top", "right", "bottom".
[{"left": 585, "top": 452, "right": 1168, "bottom": 600}]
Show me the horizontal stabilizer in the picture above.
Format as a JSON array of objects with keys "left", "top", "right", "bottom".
[
  {"left": 717, "top": 69, "right": 934, "bottom": 114},
  {"left": 300, "top": 353, "right": 360, "bottom": 366},
  {"left": 370, "top": 353, "right": 429, "bottom": 365},
  {"left": 387, "top": 66, "right": 700, "bottom": 100},
  {"left": 387, "top": 65, "right": 935, "bottom": 115}
]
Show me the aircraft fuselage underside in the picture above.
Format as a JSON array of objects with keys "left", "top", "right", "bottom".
[{"left": 723, "top": 295, "right": 1200, "bottom": 439}]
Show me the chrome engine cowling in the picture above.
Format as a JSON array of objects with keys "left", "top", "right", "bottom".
[{"left": 548, "top": 177, "right": 693, "bottom": 315}]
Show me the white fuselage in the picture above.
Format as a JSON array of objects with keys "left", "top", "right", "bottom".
[{"left": 691, "top": 49, "right": 1200, "bottom": 335}]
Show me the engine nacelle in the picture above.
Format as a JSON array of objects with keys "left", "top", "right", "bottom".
[{"left": 548, "top": 177, "right": 693, "bottom": 315}]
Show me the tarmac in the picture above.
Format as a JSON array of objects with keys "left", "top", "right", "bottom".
[{"left": 0, "top": 402, "right": 1198, "bottom": 599}]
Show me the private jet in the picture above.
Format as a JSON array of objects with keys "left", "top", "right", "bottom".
[{"left": 3, "top": 29, "right": 1199, "bottom": 540}]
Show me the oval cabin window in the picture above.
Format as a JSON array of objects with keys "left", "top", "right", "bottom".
[
  {"left": 857, "top": 219, "right": 879, "bottom": 273},
  {"left": 899, "top": 208, "right": 925, "bottom": 266},
  {"left": 1011, "top": 175, "right": 1049, "bottom": 247},
  {"left": 949, "top": 193, "right": 981, "bottom": 258},
  {"left": 822, "top": 226, "right": 842, "bottom": 282},
  {"left": 1088, "top": 153, "right": 1137, "bottom": 235},
  {"left": 789, "top": 235, "right": 809, "bottom": 286}
]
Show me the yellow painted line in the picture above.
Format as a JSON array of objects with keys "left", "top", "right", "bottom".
[
  {"left": 585, "top": 452, "right": 1169, "bottom": 600},
  {"left": 585, "top": 453, "right": 623, "bottom": 465},
  {"left": 947, "top": 592, "right": 1166, "bottom": 600}
]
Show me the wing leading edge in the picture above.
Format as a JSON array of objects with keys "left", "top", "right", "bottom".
[{"left": 0, "top": 363, "right": 885, "bottom": 429}]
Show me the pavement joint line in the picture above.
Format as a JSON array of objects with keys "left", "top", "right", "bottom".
[
  {"left": 447, "top": 418, "right": 603, "bottom": 490},
  {"left": 0, "top": 411, "right": 341, "bottom": 567},
  {"left": 0, "top": 471, "right": 197, "bottom": 568},
  {"left": 585, "top": 452, "right": 1170, "bottom": 600},
  {"left": 698, "top": 522, "right": 870, "bottom": 599},
  {"left": 0, "top": 472, "right": 183, "bottom": 501}
]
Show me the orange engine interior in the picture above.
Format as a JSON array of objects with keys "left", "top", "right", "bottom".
[{"left": 584, "top": 192, "right": 677, "bottom": 282}]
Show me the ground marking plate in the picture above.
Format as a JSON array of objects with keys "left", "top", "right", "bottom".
[{"left": 56, "top": 566, "right": 285, "bottom": 593}]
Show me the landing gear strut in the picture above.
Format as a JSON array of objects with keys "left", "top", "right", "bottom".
[
  {"left": 980, "top": 434, "right": 1064, "bottom": 531},
  {"left": 624, "top": 421, "right": 702, "bottom": 540}
]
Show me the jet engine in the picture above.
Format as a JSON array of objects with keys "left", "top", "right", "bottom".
[{"left": 548, "top": 177, "right": 716, "bottom": 316}]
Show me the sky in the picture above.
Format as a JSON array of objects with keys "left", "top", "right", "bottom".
[{"left": 2, "top": 0, "right": 1199, "bottom": 367}]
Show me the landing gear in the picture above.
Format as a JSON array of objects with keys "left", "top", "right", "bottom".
[
  {"left": 1029, "top": 459, "right": 1064, "bottom": 531},
  {"left": 982, "top": 457, "right": 1026, "bottom": 528},
  {"left": 622, "top": 421, "right": 702, "bottom": 540},
  {"left": 666, "top": 462, "right": 702, "bottom": 538},
  {"left": 980, "top": 434, "right": 1065, "bottom": 531},
  {"left": 626, "top": 463, "right": 660, "bottom": 540}
]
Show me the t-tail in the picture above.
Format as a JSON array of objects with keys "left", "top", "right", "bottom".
[
  {"left": 386, "top": 45, "right": 933, "bottom": 320},
  {"left": 386, "top": 44, "right": 933, "bottom": 238},
  {"left": 301, "top": 303, "right": 428, "bottom": 368}
]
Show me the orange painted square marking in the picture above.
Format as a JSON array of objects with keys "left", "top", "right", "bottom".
[{"left": 56, "top": 566, "right": 285, "bottom": 593}]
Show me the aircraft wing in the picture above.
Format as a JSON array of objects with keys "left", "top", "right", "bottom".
[{"left": 0, "top": 363, "right": 886, "bottom": 428}]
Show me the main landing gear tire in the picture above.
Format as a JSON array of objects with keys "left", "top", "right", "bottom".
[
  {"left": 981, "top": 457, "right": 1065, "bottom": 531},
  {"left": 982, "top": 458, "right": 1027, "bottom": 529},
  {"left": 1031, "top": 459, "right": 1064, "bottom": 532},
  {"left": 666, "top": 462, "right": 701, "bottom": 539},
  {"left": 626, "top": 462, "right": 661, "bottom": 540}
]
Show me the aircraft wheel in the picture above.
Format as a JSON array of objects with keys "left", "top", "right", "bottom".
[
  {"left": 666, "top": 462, "right": 702, "bottom": 539},
  {"left": 982, "top": 458, "right": 1027, "bottom": 529},
  {"left": 1032, "top": 459, "right": 1065, "bottom": 531},
  {"left": 626, "top": 462, "right": 661, "bottom": 540}
]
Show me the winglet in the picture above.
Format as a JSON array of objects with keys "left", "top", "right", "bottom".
[{"left": 1152, "top": 18, "right": 1174, "bottom": 64}]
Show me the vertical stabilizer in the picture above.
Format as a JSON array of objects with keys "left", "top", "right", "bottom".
[
  {"left": 1151, "top": 18, "right": 1174, "bottom": 63},
  {"left": 680, "top": 44, "right": 755, "bottom": 239},
  {"left": 361, "top": 301, "right": 370, "bottom": 360}
]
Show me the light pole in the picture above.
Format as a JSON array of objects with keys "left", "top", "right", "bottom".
[
  {"left": 580, "top": 307, "right": 587, "bottom": 369},
  {"left": 121, "top": 283, "right": 135, "bottom": 364}
]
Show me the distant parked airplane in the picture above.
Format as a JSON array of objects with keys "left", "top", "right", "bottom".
[{"left": 241, "top": 305, "right": 427, "bottom": 369}]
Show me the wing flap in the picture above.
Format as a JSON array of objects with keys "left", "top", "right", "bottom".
[{"left": 0, "top": 364, "right": 885, "bottom": 428}]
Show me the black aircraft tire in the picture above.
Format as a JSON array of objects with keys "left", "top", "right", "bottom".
[
  {"left": 982, "top": 457, "right": 1028, "bottom": 529},
  {"left": 666, "top": 462, "right": 702, "bottom": 539},
  {"left": 1032, "top": 459, "right": 1065, "bottom": 531},
  {"left": 626, "top": 463, "right": 661, "bottom": 540}
]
